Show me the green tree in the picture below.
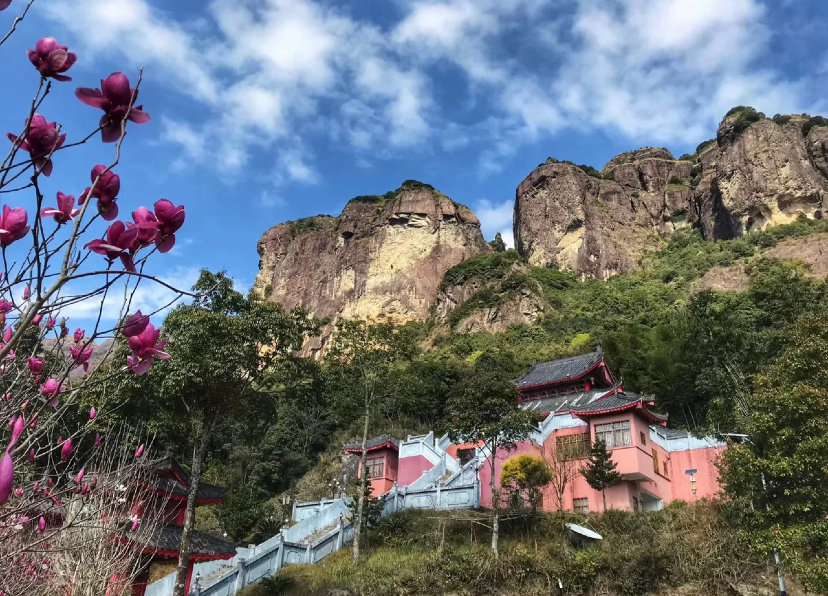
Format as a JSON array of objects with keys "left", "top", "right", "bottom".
[
  {"left": 120, "top": 270, "right": 317, "bottom": 596},
  {"left": 582, "top": 439, "right": 622, "bottom": 512},
  {"left": 443, "top": 351, "right": 539, "bottom": 557},
  {"left": 718, "top": 315, "right": 828, "bottom": 590},
  {"left": 489, "top": 232, "right": 507, "bottom": 252},
  {"left": 501, "top": 453, "right": 552, "bottom": 513},
  {"left": 325, "top": 319, "right": 419, "bottom": 564}
]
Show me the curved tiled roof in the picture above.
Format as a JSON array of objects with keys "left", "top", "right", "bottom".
[
  {"left": 153, "top": 457, "right": 227, "bottom": 502},
  {"left": 343, "top": 434, "right": 400, "bottom": 453},
  {"left": 144, "top": 524, "right": 235, "bottom": 559},
  {"left": 570, "top": 392, "right": 668, "bottom": 425},
  {"left": 516, "top": 349, "right": 606, "bottom": 389},
  {"left": 518, "top": 389, "right": 609, "bottom": 415}
]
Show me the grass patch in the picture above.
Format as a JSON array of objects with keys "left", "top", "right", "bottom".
[{"left": 245, "top": 503, "right": 771, "bottom": 596}]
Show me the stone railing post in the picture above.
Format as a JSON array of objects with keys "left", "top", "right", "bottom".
[
  {"left": 272, "top": 535, "right": 284, "bottom": 574},
  {"left": 335, "top": 515, "right": 344, "bottom": 550},
  {"left": 305, "top": 543, "right": 313, "bottom": 564},
  {"left": 232, "top": 557, "right": 247, "bottom": 593},
  {"left": 436, "top": 482, "right": 442, "bottom": 509}
]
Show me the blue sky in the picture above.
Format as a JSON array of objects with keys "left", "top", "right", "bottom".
[{"left": 1, "top": 0, "right": 827, "bottom": 325}]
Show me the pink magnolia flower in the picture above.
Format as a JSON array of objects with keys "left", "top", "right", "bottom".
[
  {"left": 89, "top": 406, "right": 96, "bottom": 420},
  {"left": 2, "top": 328, "right": 10, "bottom": 343},
  {"left": 31, "top": 314, "right": 43, "bottom": 326},
  {"left": 130, "top": 517, "right": 141, "bottom": 531},
  {"left": 74, "top": 328, "right": 85, "bottom": 343},
  {"left": 9, "top": 415, "right": 24, "bottom": 447},
  {"left": 129, "top": 208, "right": 160, "bottom": 249},
  {"left": 0, "top": 1, "right": 12, "bottom": 11},
  {"left": 153, "top": 200, "right": 185, "bottom": 253},
  {"left": 74, "top": 467, "right": 85, "bottom": 484},
  {"left": 84, "top": 220, "right": 138, "bottom": 272},
  {"left": 80, "top": 165, "right": 120, "bottom": 221},
  {"left": 40, "top": 192, "right": 80, "bottom": 224},
  {"left": 60, "top": 437, "right": 72, "bottom": 461},
  {"left": 6, "top": 114, "right": 65, "bottom": 176},
  {"left": 126, "top": 323, "right": 169, "bottom": 375},
  {"left": 27, "top": 37, "right": 77, "bottom": 82},
  {"left": 0, "top": 205, "right": 30, "bottom": 247},
  {"left": 14, "top": 488, "right": 23, "bottom": 498},
  {"left": 94, "top": 433, "right": 102, "bottom": 447},
  {"left": 27, "top": 357, "right": 44, "bottom": 375},
  {"left": 122, "top": 311, "right": 149, "bottom": 337},
  {"left": 135, "top": 444, "right": 144, "bottom": 459},
  {"left": 28, "top": 449, "right": 34, "bottom": 463},
  {"left": 38, "top": 516, "right": 46, "bottom": 531},
  {"left": 0, "top": 301, "right": 12, "bottom": 314},
  {"left": 0, "top": 451, "right": 12, "bottom": 506},
  {"left": 70, "top": 344, "right": 93, "bottom": 372},
  {"left": 23, "top": 285, "right": 30, "bottom": 300},
  {"left": 46, "top": 316, "right": 56, "bottom": 330},
  {"left": 75, "top": 73, "right": 150, "bottom": 143},
  {"left": 41, "top": 378, "right": 64, "bottom": 398}
]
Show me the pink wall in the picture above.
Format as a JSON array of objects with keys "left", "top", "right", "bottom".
[
  {"left": 397, "top": 454, "right": 433, "bottom": 487},
  {"left": 668, "top": 445, "right": 724, "bottom": 501},
  {"left": 355, "top": 448, "right": 398, "bottom": 497},
  {"left": 478, "top": 440, "right": 543, "bottom": 509}
]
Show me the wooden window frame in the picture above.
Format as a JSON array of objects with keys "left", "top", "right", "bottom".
[
  {"left": 365, "top": 456, "right": 384, "bottom": 479},
  {"left": 594, "top": 420, "right": 632, "bottom": 449},
  {"left": 556, "top": 432, "right": 591, "bottom": 460},
  {"left": 573, "top": 498, "right": 589, "bottom": 514}
]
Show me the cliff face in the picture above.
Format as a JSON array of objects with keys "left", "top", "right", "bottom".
[
  {"left": 514, "top": 111, "right": 828, "bottom": 277},
  {"left": 514, "top": 149, "right": 691, "bottom": 278},
  {"left": 253, "top": 181, "right": 490, "bottom": 354},
  {"left": 692, "top": 113, "right": 827, "bottom": 238}
]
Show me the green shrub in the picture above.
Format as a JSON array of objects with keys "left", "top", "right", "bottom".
[
  {"left": 772, "top": 113, "right": 792, "bottom": 125},
  {"left": 678, "top": 153, "right": 693, "bottom": 161},
  {"left": 576, "top": 164, "right": 603, "bottom": 178},
  {"left": 287, "top": 215, "right": 334, "bottom": 235},
  {"left": 441, "top": 250, "right": 522, "bottom": 288},
  {"left": 718, "top": 106, "right": 766, "bottom": 145},
  {"left": 695, "top": 138, "right": 715, "bottom": 154},
  {"left": 802, "top": 115, "right": 828, "bottom": 137},
  {"left": 668, "top": 176, "right": 684, "bottom": 185}
]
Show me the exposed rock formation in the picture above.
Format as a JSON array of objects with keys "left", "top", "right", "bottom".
[
  {"left": 515, "top": 110, "right": 828, "bottom": 278},
  {"left": 253, "top": 181, "right": 490, "bottom": 355},
  {"left": 514, "top": 149, "right": 691, "bottom": 278},
  {"left": 692, "top": 112, "right": 827, "bottom": 238}
]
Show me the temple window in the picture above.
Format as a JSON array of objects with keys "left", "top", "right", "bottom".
[
  {"left": 639, "top": 431, "right": 647, "bottom": 445},
  {"left": 663, "top": 461, "right": 669, "bottom": 477},
  {"left": 456, "top": 448, "right": 476, "bottom": 466},
  {"left": 651, "top": 449, "right": 659, "bottom": 473},
  {"left": 573, "top": 498, "right": 589, "bottom": 514},
  {"left": 556, "top": 432, "right": 591, "bottom": 460},
  {"left": 594, "top": 420, "right": 631, "bottom": 449},
  {"left": 365, "top": 457, "right": 384, "bottom": 479}
]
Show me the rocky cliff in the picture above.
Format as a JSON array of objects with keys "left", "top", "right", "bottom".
[
  {"left": 515, "top": 109, "right": 828, "bottom": 278},
  {"left": 253, "top": 181, "right": 490, "bottom": 354}
]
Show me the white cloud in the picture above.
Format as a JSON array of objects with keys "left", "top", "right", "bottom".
[
  {"left": 59, "top": 266, "right": 201, "bottom": 327},
  {"left": 475, "top": 199, "right": 513, "bottom": 240},
  {"left": 44, "top": 0, "right": 818, "bottom": 183}
]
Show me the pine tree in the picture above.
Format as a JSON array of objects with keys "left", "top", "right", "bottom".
[
  {"left": 489, "top": 233, "right": 507, "bottom": 252},
  {"left": 581, "top": 438, "right": 622, "bottom": 512}
]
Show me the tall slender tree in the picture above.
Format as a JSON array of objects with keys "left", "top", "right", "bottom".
[
  {"left": 120, "top": 270, "right": 317, "bottom": 596},
  {"left": 582, "top": 438, "right": 622, "bottom": 512},
  {"left": 444, "top": 352, "right": 538, "bottom": 557},
  {"left": 325, "top": 319, "right": 419, "bottom": 564}
]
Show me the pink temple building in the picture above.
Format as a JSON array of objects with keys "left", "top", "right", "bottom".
[
  {"left": 345, "top": 348, "right": 725, "bottom": 513},
  {"left": 343, "top": 435, "right": 399, "bottom": 497}
]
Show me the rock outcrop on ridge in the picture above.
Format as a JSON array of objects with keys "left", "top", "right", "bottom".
[
  {"left": 253, "top": 181, "right": 490, "bottom": 355},
  {"left": 514, "top": 109, "right": 828, "bottom": 278}
]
